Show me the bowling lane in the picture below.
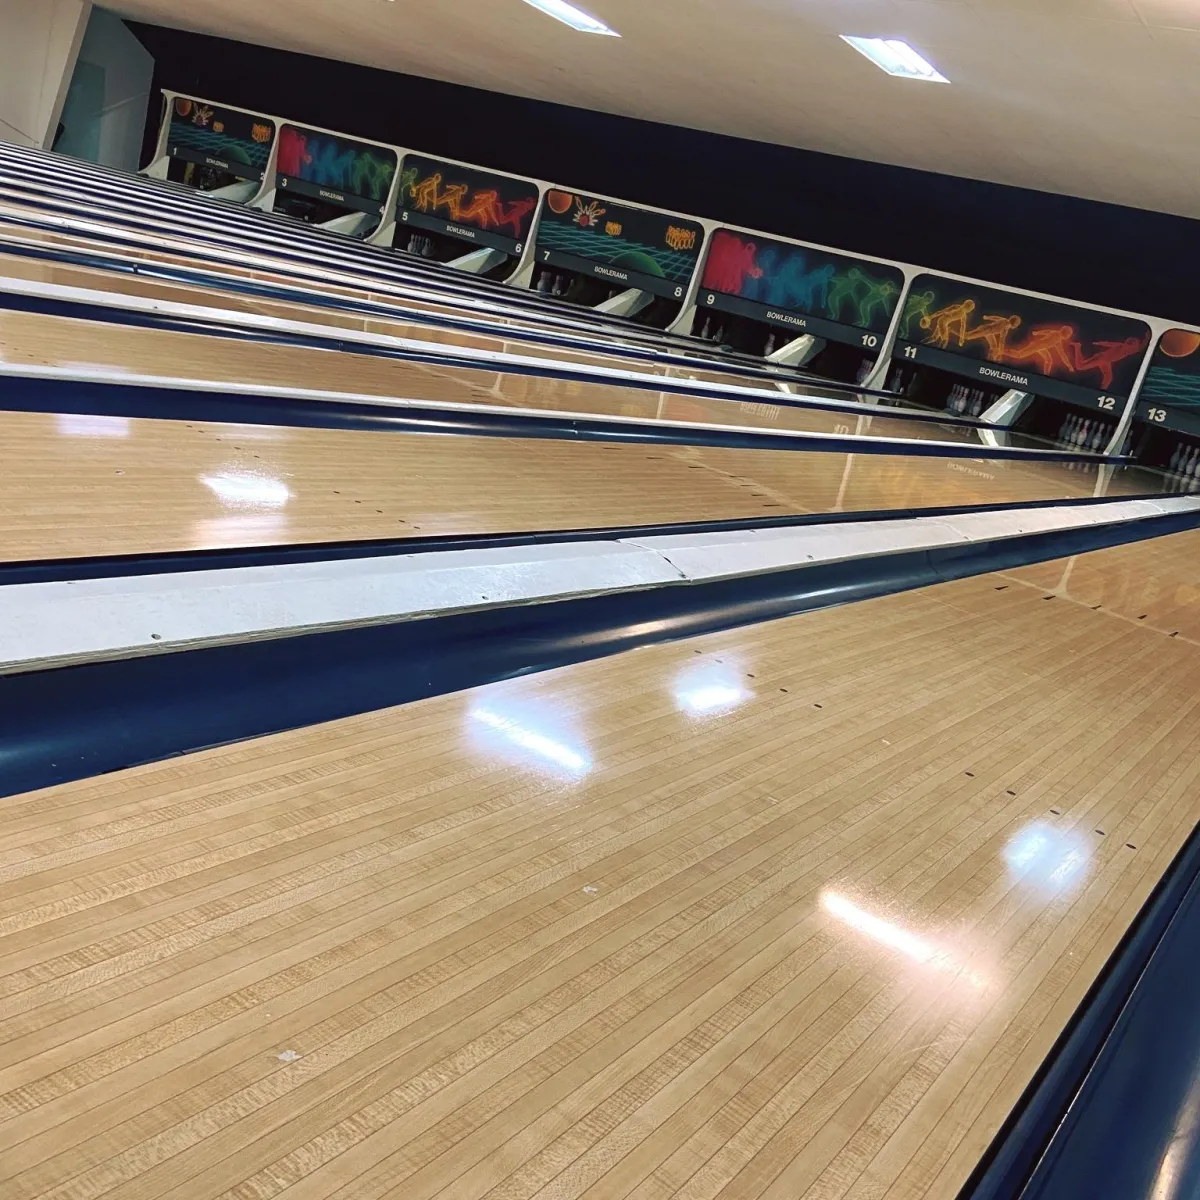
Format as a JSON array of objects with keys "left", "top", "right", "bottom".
[
  {"left": 0, "top": 230, "right": 856, "bottom": 401},
  {"left": 0, "top": 305, "right": 1052, "bottom": 451},
  {"left": 1003, "top": 523, "right": 1200, "bottom": 642},
  {"left": 0, "top": 409, "right": 1132, "bottom": 563},
  {"left": 3, "top": 557, "right": 1197, "bottom": 1199},
  {"left": 0, "top": 205, "right": 725, "bottom": 367},
  {"left": 0, "top": 208, "right": 838, "bottom": 393}
]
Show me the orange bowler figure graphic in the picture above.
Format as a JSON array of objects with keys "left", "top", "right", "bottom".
[
  {"left": 963, "top": 313, "right": 1023, "bottom": 359},
  {"left": 1073, "top": 336, "right": 1146, "bottom": 390},
  {"left": 1003, "top": 324, "right": 1079, "bottom": 377},
  {"left": 922, "top": 300, "right": 976, "bottom": 349}
]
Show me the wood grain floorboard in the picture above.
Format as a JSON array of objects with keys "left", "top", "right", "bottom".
[
  {"left": 0, "top": 407, "right": 1126, "bottom": 562},
  {"left": 1, "top": 561, "right": 1198, "bottom": 1198}
]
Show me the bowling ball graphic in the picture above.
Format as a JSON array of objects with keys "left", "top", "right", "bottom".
[
  {"left": 546, "top": 189, "right": 574, "bottom": 214},
  {"left": 612, "top": 249, "right": 663, "bottom": 278},
  {"left": 174, "top": 98, "right": 193, "bottom": 117},
  {"left": 1159, "top": 328, "right": 1200, "bottom": 359}
]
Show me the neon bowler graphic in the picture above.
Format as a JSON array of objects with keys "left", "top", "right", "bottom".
[
  {"left": 276, "top": 125, "right": 397, "bottom": 214},
  {"left": 698, "top": 229, "right": 904, "bottom": 342},
  {"left": 399, "top": 155, "right": 539, "bottom": 252},
  {"left": 897, "top": 275, "right": 1151, "bottom": 402}
]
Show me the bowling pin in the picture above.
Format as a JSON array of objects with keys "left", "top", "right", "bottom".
[
  {"left": 699, "top": 317, "right": 711, "bottom": 339},
  {"left": 764, "top": 333, "right": 776, "bottom": 356}
]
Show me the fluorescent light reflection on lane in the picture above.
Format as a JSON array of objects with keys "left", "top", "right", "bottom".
[
  {"left": 521, "top": 0, "right": 620, "bottom": 36},
  {"left": 820, "top": 892, "right": 986, "bottom": 989},
  {"left": 55, "top": 414, "right": 131, "bottom": 438},
  {"left": 672, "top": 660, "right": 752, "bottom": 718},
  {"left": 200, "top": 471, "right": 291, "bottom": 509},
  {"left": 470, "top": 705, "right": 592, "bottom": 777},
  {"left": 1003, "top": 822, "right": 1090, "bottom": 894},
  {"left": 841, "top": 36, "right": 949, "bottom": 83}
]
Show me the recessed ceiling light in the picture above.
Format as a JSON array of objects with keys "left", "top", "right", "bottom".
[
  {"left": 840, "top": 36, "right": 949, "bottom": 83},
  {"left": 521, "top": 0, "right": 620, "bottom": 36}
]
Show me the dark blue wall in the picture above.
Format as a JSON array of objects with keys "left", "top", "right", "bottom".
[{"left": 128, "top": 22, "right": 1200, "bottom": 325}]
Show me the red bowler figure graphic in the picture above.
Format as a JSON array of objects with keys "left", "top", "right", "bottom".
[{"left": 702, "top": 230, "right": 764, "bottom": 295}]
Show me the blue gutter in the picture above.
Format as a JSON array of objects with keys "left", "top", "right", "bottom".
[
  {"left": 1, "top": 503, "right": 1197, "bottom": 800},
  {"left": 961, "top": 817, "right": 1200, "bottom": 1200},
  {"left": 0, "top": 371, "right": 1116, "bottom": 462},
  {"left": 0, "top": 492, "right": 1169, "bottom": 586}
]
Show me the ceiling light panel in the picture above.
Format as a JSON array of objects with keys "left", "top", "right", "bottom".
[
  {"left": 521, "top": 0, "right": 620, "bottom": 36},
  {"left": 841, "top": 37, "right": 949, "bottom": 83}
]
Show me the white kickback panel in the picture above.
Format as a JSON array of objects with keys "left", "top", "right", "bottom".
[{"left": 2, "top": 496, "right": 1198, "bottom": 673}]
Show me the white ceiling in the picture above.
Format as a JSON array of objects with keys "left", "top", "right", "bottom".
[{"left": 109, "top": 0, "right": 1200, "bottom": 218}]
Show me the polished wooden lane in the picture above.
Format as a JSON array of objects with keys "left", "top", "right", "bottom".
[
  {"left": 0, "top": 303, "right": 1065, "bottom": 453},
  {"left": 1004, "top": 523, "right": 1200, "bottom": 643},
  {"left": 0, "top": 212, "right": 944, "bottom": 428},
  {"left": 0, "top": 211, "right": 720, "bottom": 371},
  {"left": 0, "top": 245, "right": 775, "bottom": 388},
  {"left": 1, "top": 554, "right": 1197, "bottom": 1199},
  {"left": 0, "top": 410, "right": 1133, "bottom": 562}
]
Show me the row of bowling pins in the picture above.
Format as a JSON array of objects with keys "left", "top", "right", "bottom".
[
  {"left": 535, "top": 270, "right": 572, "bottom": 297},
  {"left": 696, "top": 316, "right": 728, "bottom": 343},
  {"left": 1057, "top": 415, "right": 1111, "bottom": 451},
  {"left": 405, "top": 233, "right": 439, "bottom": 258},
  {"left": 1166, "top": 441, "right": 1200, "bottom": 487},
  {"left": 945, "top": 384, "right": 989, "bottom": 417}
]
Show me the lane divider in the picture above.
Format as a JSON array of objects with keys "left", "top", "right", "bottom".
[{"left": 1, "top": 495, "right": 1196, "bottom": 799}]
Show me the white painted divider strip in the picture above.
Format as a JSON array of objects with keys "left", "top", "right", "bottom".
[
  {"left": 0, "top": 543, "right": 683, "bottom": 674},
  {"left": 628, "top": 499, "right": 1181, "bottom": 579},
  {"left": 2, "top": 496, "right": 1197, "bottom": 676}
]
